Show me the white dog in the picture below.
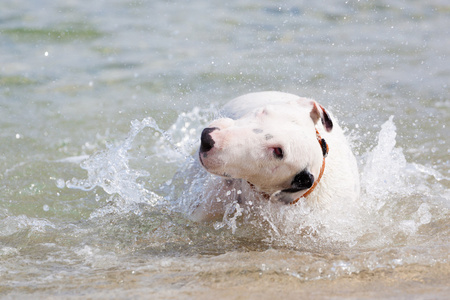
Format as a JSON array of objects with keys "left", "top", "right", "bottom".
[{"left": 192, "top": 91, "right": 359, "bottom": 221}]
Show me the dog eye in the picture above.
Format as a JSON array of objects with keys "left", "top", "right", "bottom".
[{"left": 273, "top": 147, "right": 284, "bottom": 159}]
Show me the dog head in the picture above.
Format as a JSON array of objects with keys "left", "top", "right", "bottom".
[{"left": 199, "top": 93, "right": 332, "bottom": 203}]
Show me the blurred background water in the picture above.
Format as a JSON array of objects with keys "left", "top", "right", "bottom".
[{"left": 0, "top": 0, "right": 449, "bottom": 299}]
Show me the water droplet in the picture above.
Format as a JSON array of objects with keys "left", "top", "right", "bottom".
[{"left": 56, "top": 179, "right": 65, "bottom": 189}]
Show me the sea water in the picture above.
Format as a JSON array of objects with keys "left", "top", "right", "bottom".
[{"left": 1, "top": 0, "right": 449, "bottom": 298}]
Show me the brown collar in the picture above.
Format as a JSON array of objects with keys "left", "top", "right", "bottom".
[{"left": 289, "top": 129, "right": 327, "bottom": 204}]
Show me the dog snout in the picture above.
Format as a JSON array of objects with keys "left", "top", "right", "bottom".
[{"left": 200, "top": 127, "right": 218, "bottom": 153}]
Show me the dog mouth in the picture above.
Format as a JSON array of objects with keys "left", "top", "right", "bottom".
[{"left": 198, "top": 152, "right": 231, "bottom": 178}]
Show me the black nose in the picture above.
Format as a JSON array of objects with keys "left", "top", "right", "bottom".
[{"left": 200, "top": 127, "right": 217, "bottom": 153}]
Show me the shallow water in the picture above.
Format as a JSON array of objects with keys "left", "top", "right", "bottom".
[{"left": 1, "top": 0, "right": 449, "bottom": 299}]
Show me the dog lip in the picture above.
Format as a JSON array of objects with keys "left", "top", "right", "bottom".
[{"left": 199, "top": 152, "right": 231, "bottom": 178}]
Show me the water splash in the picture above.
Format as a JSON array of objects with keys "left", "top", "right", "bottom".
[
  {"left": 210, "top": 116, "right": 449, "bottom": 252},
  {"left": 64, "top": 107, "right": 448, "bottom": 260},
  {"left": 153, "top": 105, "right": 216, "bottom": 163},
  {"left": 360, "top": 116, "right": 407, "bottom": 205},
  {"left": 65, "top": 117, "right": 164, "bottom": 216},
  {"left": 64, "top": 106, "right": 217, "bottom": 219},
  {"left": 0, "top": 215, "right": 55, "bottom": 236},
  {"left": 213, "top": 201, "right": 243, "bottom": 234}
]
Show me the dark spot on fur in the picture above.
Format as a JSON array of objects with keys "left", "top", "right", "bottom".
[
  {"left": 253, "top": 128, "right": 263, "bottom": 134},
  {"left": 265, "top": 134, "right": 273, "bottom": 140}
]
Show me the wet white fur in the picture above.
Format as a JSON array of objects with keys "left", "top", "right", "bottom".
[{"left": 192, "top": 91, "right": 359, "bottom": 221}]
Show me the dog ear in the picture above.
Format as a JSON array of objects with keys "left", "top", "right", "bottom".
[
  {"left": 270, "top": 170, "right": 314, "bottom": 204},
  {"left": 310, "top": 102, "right": 333, "bottom": 132}
]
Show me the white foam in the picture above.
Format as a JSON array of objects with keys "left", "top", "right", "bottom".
[{"left": 0, "top": 215, "right": 56, "bottom": 236}]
